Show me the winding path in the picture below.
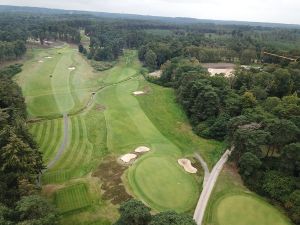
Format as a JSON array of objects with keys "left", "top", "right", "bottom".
[
  {"left": 193, "top": 147, "right": 233, "bottom": 225},
  {"left": 194, "top": 153, "right": 210, "bottom": 187}
]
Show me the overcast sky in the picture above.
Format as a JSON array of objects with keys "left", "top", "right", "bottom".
[{"left": 1, "top": 0, "right": 300, "bottom": 24}]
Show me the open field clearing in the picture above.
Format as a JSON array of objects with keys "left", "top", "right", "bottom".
[{"left": 203, "top": 164, "right": 292, "bottom": 225}]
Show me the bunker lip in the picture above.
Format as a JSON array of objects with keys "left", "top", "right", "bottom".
[{"left": 178, "top": 158, "right": 198, "bottom": 174}]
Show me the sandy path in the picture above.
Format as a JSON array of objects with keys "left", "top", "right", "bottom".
[
  {"left": 194, "top": 153, "right": 210, "bottom": 187},
  {"left": 193, "top": 148, "right": 233, "bottom": 225}
]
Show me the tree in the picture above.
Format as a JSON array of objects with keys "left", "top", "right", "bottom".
[
  {"left": 190, "top": 82, "right": 219, "bottom": 124},
  {"left": 78, "top": 44, "right": 84, "bottom": 53},
  {"left": 280, "top": 143, "right": 300, "bottom": 176},
  {"left": 232, "top": 128, "right": 269, "bottom": 160},
  {"left": 239, "top": 152, "right": 262, "bottom": 177},
  {"left": 270, "top": 68, "right": 292, "bottom": 97},
  {"left": 262, "top": 171, "right": 295, "bottom": 202},
  {"left": 0, "top": 204, "right": 12, "bottom": 225},
  {"left": 145, "top": 49, "right": 157, "bottom": 70},
  {"left": 15, "top": 195, "right": 58, "bottom": 225},
  {"left": 241, "top": 91, "right": 257, "bottom": 109},
  {"left": 149, "top": 211, "right": 196, "bottom": 225},
  {"left": 114, "top": 199, "right": 151, "bottom": 225},
  {"left": 264, "top": 119, "right": 299, "bottom": 156},
  {"left": 285, "top": 190, "right": 300, "bottom": 224}
]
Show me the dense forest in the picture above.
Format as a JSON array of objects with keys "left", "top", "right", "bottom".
[
  {"left": 0, "top": 7, "right": 299, "bottom": 225},
  {"left": 0, "top": 64, "right": 58, "bottom": 224}
]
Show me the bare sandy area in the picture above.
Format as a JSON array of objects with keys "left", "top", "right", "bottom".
[
  {"left": 133, "top": 91, "right": 145, "bottom": 96},
  {"left": 178, "top": 159, "right": 197, "bottom": 174},
  {"left": 202, "top": 63, "right": 235, "bottom": 77},
  {"left": 134, "top": 146, "right": 150, "bottom": 153},
  {"left": 120, "top": 154, "right": 137, "bottom": 163},
  {"left": 148, "top": 70, "right": 162, "bottom": 78}
]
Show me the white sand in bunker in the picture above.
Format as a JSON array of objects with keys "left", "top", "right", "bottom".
[
  {"left": 133, "top": 91, "right": 145, "bottom": 96},
  {"left": 134, "top": 146, "right": 151, "bottom": 153},
  {"left": 45, "top": 56, "right": 53, "bottom": 59},
  {"left": 38, "top": 60, "right": 44, "bottom": 63},
  {"left": 120, "top": 154, "right": 137, "bottom": 163},
  {"left": 68, "top": 67, "right": 76, "bottom": 70},
  {"left": 178, "top": 158, "right": 197, "bottom": 174}
]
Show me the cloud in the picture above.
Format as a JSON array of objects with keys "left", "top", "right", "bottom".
[{"left": 1, "top": 0, "right": 300, "bottom": 24}]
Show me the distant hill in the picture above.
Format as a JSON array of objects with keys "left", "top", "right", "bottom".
[{"left": 0, "top": 5, "right": 300, "bottom": 29}]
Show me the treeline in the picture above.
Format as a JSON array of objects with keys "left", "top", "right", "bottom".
[
  {"left": 0, "top": 64, "right": 58, "bottom": 224},
  {"left": 153, "top": 58, "right": 300, "bottom": 223},
  {"left": 114, "top": 199, "right": 196, "bottom": 225},
  {"left": 0, "top": 13, "right": 83, "bottom": 63},
  {"left": 82, "top": 23, "right": 150, "bottom": 61}
]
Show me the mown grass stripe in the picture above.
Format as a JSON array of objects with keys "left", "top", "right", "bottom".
[{"left": 40, "top": 120, "right": 52, "bottom": 155}]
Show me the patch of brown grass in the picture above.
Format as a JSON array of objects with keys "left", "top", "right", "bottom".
[{"left": 92, "top": 157, "right": 131, "bottom": 204}]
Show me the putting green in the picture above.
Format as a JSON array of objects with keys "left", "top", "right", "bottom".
[
  {"left": 128, "top": 154, "right": 199, "bottom": 212},
  {"left": 216, "top": 194, "right": 291, "bottom": 225}
]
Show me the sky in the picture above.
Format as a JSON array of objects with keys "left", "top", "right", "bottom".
[{"left": 1, "top": 0, "right": 300, "bottom": 25}]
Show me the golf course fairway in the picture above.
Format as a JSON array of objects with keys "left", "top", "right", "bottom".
[{"left": 16, "top": 43, "right": 290, "bottom": 225}]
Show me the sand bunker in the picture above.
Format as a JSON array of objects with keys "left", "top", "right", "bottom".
[
  {"left": 68, "top": 67, "right": 76, "bottom": 70},
  {"left": 133, "top": 91, "right": 145, "bottom": 96},
  {"left": 135, "top": 146, "right": 150, "bottom": 153},
  {"left": 178, "top": 159, "right": 197, "bottom": 174},
  {"left": 120, "top": 154, "right": 137, "bottom": 163},
  {"left": 45, "top": 56, "right": 53, "bottom": 59},
  {"left": 202, "top": 63, "right": 234, "bottom": 77},
  {"left": 149, "top": 70, "right": 162, "bottom": 78},
  {"left": 38, "top": 60, "right": 44, "bottom": 63},
  {"left": 208, "top": 68, "right": 234, "bottom": 77}
]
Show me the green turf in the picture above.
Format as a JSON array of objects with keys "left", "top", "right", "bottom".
[
  {"left": 136, "top": 80, "right": 226, "bottom": 168},
  {"left": 55, "top": 183, "right": 91, "bottom": 214},
  {"left": 216, "top": 194, "right": 291, "bottom": 225},
  {"left": 128, "top": 154, "right": 199, "bottom": 212},
  {"left": 95, "top": 75, "right": 201, "bottom": 212},
  {"left": 29, "top": 118, "right": 63, "bottom": 162},
  {"left": 203, "top": 167, "right": 292, "bottom": 225}
]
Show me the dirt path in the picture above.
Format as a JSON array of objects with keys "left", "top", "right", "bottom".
[
  {"left": 193, "top": 148, "right": 233, "bottom": 225},
  {"left": 194, "top": 153, "right": 210, "bottom": 187},
  {"left": 47, "top": 113, "right": 69, "bottom": 169}
]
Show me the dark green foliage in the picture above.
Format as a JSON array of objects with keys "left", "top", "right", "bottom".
[
  {"left": 262, "top": 171, "right": 296, "bottom": 202},
  {"left": 15, "top": 195, "right": 58, "bottom": 225},
  {"left": 0, "top": 65, "right": 55, "bottom": 224},
  {"left": 115, "top": 199, "right": 151, "bottom": 225},
  {"left": 114, "top": 200, "right": 196, "bottom": 225},
  {"left": 149, "top": 211, "right": 196, "bottom": 225},
  {"left": 239, "top": 152, "right": 262, "bottom": 177}
]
